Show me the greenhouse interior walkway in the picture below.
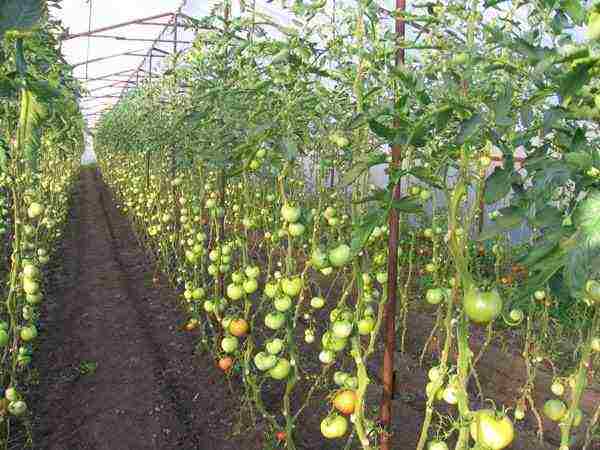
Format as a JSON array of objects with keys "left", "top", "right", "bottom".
[{"left": 31, "top": 168, "right": 250, "bottom": 450}]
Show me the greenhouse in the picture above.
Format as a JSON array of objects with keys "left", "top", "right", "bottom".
[{"left": 0, "top": 0, "right": 599, "bottom": 449}]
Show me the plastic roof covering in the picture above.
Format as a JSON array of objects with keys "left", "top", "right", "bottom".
[{"left": 58, "top": 1, "right": 397, "bottom": 128}]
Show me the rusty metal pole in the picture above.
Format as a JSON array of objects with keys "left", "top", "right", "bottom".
[{"left": 380, "top": 1, "right": 405, "bottom": 449}]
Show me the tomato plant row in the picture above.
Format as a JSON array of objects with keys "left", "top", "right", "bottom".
[
  {"left": 95, "top": 1, "right": 599, "bottom": 450},
  {"left": 0, "top": 1, "right": 85, "bottom": 446}
]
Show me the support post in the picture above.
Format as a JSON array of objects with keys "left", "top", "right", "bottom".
[{"left": 380, "top": 1, "right": 406, "bottom": 449}]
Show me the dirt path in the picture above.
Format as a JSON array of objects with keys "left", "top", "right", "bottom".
[{"left": 32, "top": 169, "right": 250, "bottom": 450}]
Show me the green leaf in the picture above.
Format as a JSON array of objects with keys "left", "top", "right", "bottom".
[
  {"left": 0, "top": 0, "right": 44, "bottom": 40},
  {"left": 531, "top": 206, "right": 562, "bottom": 229},
  {"left": 351, "top": 209, "right": 384, "bottom": 253},
  {"left": 561, "top": 0, "right": 586, "bottom": 25},
  {"left": 391, "top": 197, "right": 422, "bottom": 214},
  {"left": 484, "top": 168, "right": 511, "bottom": 204},
  {"left": 565, "top": 152, "right": 593, "bottom": 170},
  {"left": 493, "top": 83, "right": 512, "bottom": 127},
  {"left": 573, "top": 190, "right": 600, "bottom": 236},
  {"left": 457, "top": 113, "right": 482, "bottom": 144},
  {"left": 368, "top": 119, "right": 395, "bottom": 141},
  {"left": 435, "top": 106, "right": 452, "bottom": 131},
  {"left": 478, "top": 206, "right": 526, "bottom": 240},
  {"left": 564, "top": 232, "right": 600, "bottom": 298},
  {"left": 559, "top": 59, "right": 594, "bottom": 100}
]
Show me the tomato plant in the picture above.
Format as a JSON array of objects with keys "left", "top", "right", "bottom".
[{"left": 93, "top": 1, "right": 600, "bottom": 450}]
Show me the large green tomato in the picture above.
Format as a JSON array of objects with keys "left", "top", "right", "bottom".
[
  {"left": 328, "top": 244, "right": 351, "bottom": 268},
  {"left": 281, "top": 277, "right": 302, "bottom": 297},
  {"left": 320, "top": 415, "right": 348, "bottom": 439},
  {"left": 288, "top": 222, "right": 305, "bottom": 237},
  {"left": 266, "top": 338, "right": 284, "bottom": 355},
  {"left": 281, "top": 204, "right": 301, "bottom": 223},
  {"left": 221, "top": 336, "right": 239, "bottom": 353},
  {"left": 254, "top": 352, "right": 277, "bottom": 371},
  {"left": 426, "top": 288, "right": 444, "bottom": 305},
  {"left": 265, "top": 312, "right": 286, "bottom": 330},
  {"left": 243, "top": 279, "right": 258, "bottom": 294},
  {"left": 427, "top": 441, "right": 448, "bottom": 450},
  {"left": 0, "top": 329, "right": 8, "bottom": 347},
  {"left": 274, "top": 296, "right": 293, "bottom": 312},
  {"left": 469, "top": 409, "right": 515, "bottom": 450},
  {"left": 310, "top": 248, "right": 329, "bottom": 269},
  {"left": 227, "top": 283, "right": 244, "bottom": 301},
  {"left": 543, "top": 399, "right": 567, "bottom": 421},
  {"left": 331, "top": 320, "right": 353, "bottom": 339},
  {"left": 322, "top": 331, "right": 347, "bottom": 352},
  {"left": 20, "top": 325, "right": 37, "bottom": 342},
  {"left": 264, "top": 282, "right": 278, "bottom": 298},
  {"left": 463, "top": 288, "right": 502, "bottom": 324},
  {"left": 268, "top": 358, "right": 291, "bottom": 380},
  {"left": 357, "top": 316, "right": 375, "bottom": 335}
]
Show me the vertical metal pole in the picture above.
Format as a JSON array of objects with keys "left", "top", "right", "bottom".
[
  {"left": 380, "top": 1, "right": 405, "bottom": 449},
  {"left": 149, "top": 53, "right": 153, "bottom": 82},
  {"left": 173, "top": 13, "right": 178, "bottom": 53},
  {"left": 85, "top": 0, "right": 93, "bottom": 80}
]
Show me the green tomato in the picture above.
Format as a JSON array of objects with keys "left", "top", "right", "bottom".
[
  {"left": 357, "top": 316, "right": 375, "bottom": 335},
  {"left": 0, "top": 329, "right": 8, "bottom": 347},
  {"left": 463, "top": 288, "right": 503, "bottom": 324},
  {"left": 265, "top": 311, "right": 286, "bottom": 330},
  {"left": 281, "top": 277, "right": 302, "bottom": 297},
  {"left": 221, "top": 336, "right": 239, "bottom": 353},
  {"left": 281, "top": 204, "right": 301, "bottom": 223},
  {"left": 27, "top": 202, "right": 44, "bottom": 219},
  {"left": 310, "top": 248, "right": 329, "bottom": 269},
  {"left": 321, "top": 332, "right": 347, "bottom": 352},
  {"left": 320, "top": 414, "right": 348, "bottom": 439},
  {"left": 243, "top": 278, "right": 258, "bottom": 294},
  {"left": 331, "top": 320, "right": 353, "bottom": 339},
  {"left": 551, "top": 381, "right": 564, "bottom": 397},
  {"left": 310, "top": 296, "right": 325, "bottom": 309},
  {"left": 264, "top": 282, "right": 278, "bottom": 298},
  {"left": 328, "top": 244, "right": 351, "bottom": 268},
  {"left": 227, "top": 283, "right": 244, "bottom": 301},
  {"left": 319, "top": 349, "right": 335, "bottom": 364},
  {"left": 288, "top": 222, "right": 305, "bottom": 237},
  {"left": 20, "top": 325, "right": 37, "bottom": 342},
  {"left": 266, "top": 338, "right": 284, "bottom": 355},
  {"left": 470, "top": 409, "right": 515, "bottom": 450},
  {"left": 428, "top": 441, "right": 448, "bottom": 450},
  {"left": 543, "top": 399, "right": 567, "bottom": 421},
  {"left": 333, "top": 371, "right": 349, "bottom": 386},
  {"left": 268, "top": 358, "right": 291, "bottom": 380},
  {"left": 426, "top": 288, "right": 444, "bottom": 305},
  {"left": 585, "top": 280, "right": 600, "bottom": 302},
  {"left": 254, "top": 352, "right": 278, "bottom": 371},
  {"left": 8, "top": 400, "right": 27, "bottom": 416},
  {"left": 274, "top": 296, "right": 293, "bottom": 312},
  {"left": 23, "top": 278, "right": 39, "bottom": 295}
]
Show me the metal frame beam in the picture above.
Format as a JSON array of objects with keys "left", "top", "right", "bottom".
[{"left": 62, "top": 12, "right": 174, "bottom": 40}]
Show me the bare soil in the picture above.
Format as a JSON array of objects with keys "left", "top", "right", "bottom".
[{"left": 32, "top": 169, "right": 249, "bottom": 450}]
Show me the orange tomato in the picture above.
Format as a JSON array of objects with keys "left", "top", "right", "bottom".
[
  {"left": 229, "top": 318, "right": 249, "bottom": 337},
  {"left": 333, "top": 389, "right": 357, "bottom": 415},
  {"left": 218, "top": 356, "right": 234, "bottom": 372}
]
